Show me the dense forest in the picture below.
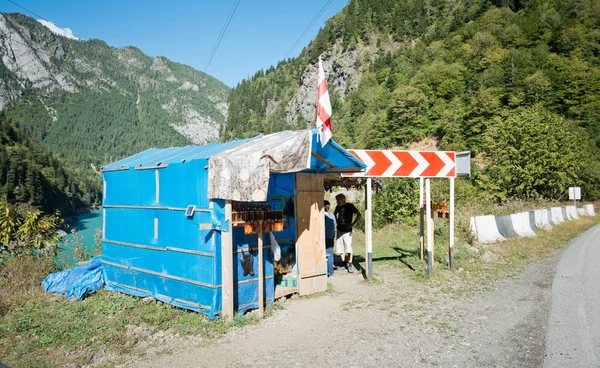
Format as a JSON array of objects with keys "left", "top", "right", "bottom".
[
  {"left": 226, "top": 0, "right": 600, "bottom": 210},
  {"left": 0, "top": 113, "right": 99, "bottom": 216}
]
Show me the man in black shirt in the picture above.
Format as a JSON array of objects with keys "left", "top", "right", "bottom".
[{"left": 334, "top": 193, "right": 361, "bottom": 273}]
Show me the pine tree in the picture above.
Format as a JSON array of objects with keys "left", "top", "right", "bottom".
[{"left": 25, "top": 164, "right": 36, "bottom": 202}]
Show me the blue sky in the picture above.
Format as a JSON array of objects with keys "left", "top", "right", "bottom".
[{"left": 0, "top": 0, "right": 349, "bottom": 86}]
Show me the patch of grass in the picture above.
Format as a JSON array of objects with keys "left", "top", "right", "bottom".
[
  {"left": 361, "top": 276, "right": 383, "bottom": 285},
  {"left": 233, "top": 311, "right": 258, "bottom": 327},
  {"left": 351, "top": 210, "right": 600, "bottom": 295},
  {"left": 425, "top": 215, "right": 600, "bottom": 294},
  {"left": 0, "top": 254, "right": 52, "bottom": 316},
  {"left": 341, "top": 300, "right": 361, "bottom": 311},
  {"left": 297, "top": 283, "right": 335, "bottom": 300},
  {"left": 401, "top": 303, "right": 423, "bottom": 312},
  {"left": 0, "top": 287, "right": 287, "bottom": 368}
]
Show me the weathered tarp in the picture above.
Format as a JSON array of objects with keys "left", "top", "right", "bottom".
[
  {"left": 208, "top": 130, "right": 312, "bottom": 201},
  {"left": 42, "top": 257, "right": 105, "bottom": 301}
]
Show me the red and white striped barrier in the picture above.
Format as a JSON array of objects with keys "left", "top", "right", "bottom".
[{"left": 342, "top": 150, "right": 456, "bottom": 178}]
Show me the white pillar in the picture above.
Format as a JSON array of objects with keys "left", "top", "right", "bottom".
[
  {"left": 419, "top": 177, "right": 424, "bottom": 260},
  {"left": 449, "top": 177, "right": 455, "bottom": 270},
  {"left": 221, "top": 201, "right": 234, "bottom": 321},
  {"left": 365, "top": 178, "right": 373, "bottom": 279},
  {"left": 426, "top": 179, "right": 432, "bottom": 274},
  {"left": 420, "top": 177, "right": 424, "bottom": 207},
  {"left": 258, "top": 227, "right": 264, "bottom": 318}
]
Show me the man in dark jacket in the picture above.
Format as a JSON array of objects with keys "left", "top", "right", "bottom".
[
  {"left": 334, "top": 193, "right": 361, "bottom": 273},
  {"left": 324, "top": 200, "right": 336, "bottom": 277}
]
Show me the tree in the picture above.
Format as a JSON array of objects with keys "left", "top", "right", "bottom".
[
  {"left": 383, "top": 85, "right": 428, "bottom": 147},
  {"left": 373, "top": 178, "right": 419, "bottom": 229},
  {"left": 480, "top": 106, "right": 598, "bottom": 200}
]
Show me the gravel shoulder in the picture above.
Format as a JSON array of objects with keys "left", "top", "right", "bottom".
[{"left": 126, "top": 243, "right": 568, "bottom": 368}]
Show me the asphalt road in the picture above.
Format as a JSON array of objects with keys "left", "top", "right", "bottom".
[{"left": 544, "top": 224, "right": 600, "bottom": 368}]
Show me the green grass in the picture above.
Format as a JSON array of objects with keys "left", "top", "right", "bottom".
[
  {"left": 351, "top": 214, "right": 600, "bottom": 294},
  {"left": 296, "top": 282, "right": 336, "bottom": 300},
  {"left": 0, "top": 290, "right": 279, "bottom": 367}
]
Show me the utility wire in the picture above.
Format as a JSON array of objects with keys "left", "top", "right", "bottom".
[
  {"left": 283, "top": 0, "right": 334, "bottom": 61},
  {"left": 203, "top": 0, "right": 242, "bottom": 73},
  {"left": 6, "top": 0, "right": 45, "bottom": 21},
  {"left": 5, "top": 0, "right": 82, "bottom": 39}
]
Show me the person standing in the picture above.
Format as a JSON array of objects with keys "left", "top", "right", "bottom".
[
  {"left": 334, "top": 193, "right": 361, "bottom": 273},
  {"left": 324, "top": 200, "right": 336, "bottom": 278}
]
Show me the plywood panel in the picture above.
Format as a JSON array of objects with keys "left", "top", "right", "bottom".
[
  {"left": 221, "top": 201, "right": 234, "bottom": 321},
  {"left": 296, "top": 173, "right": 327, "bottom": 295},
  {"left": 296, "top": 172, "right": 313, "bottom": 192}
]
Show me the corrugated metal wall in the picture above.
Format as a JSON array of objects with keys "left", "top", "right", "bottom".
[{"left": 102, "top": 159, "right": 277, "bottom": 319}]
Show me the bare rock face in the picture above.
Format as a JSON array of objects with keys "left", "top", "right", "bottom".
[
  {"left": 52, "top": 43, "right": 66, "bottom": 59},
  {"left": 281, "top": 39, "right": 397, "bottom": 127},
  {"left": 208, "top": 94, "right": 228, "bottom": 117},
  {"left": 117, "top": 47, "right": 145, "bottom": 69},
  {"left": 179, "top": 81, "right": 199, "bottom": 91},
  {"left": 170, "top": 105, "right": 220, "bottom": 144},
  {"left": 150, "top": 56, "right": 171, "bottom": 73},
  {"left": 0, "top": 12, "right": 77, "bottom": 106},
  {"left": 0, "top": 80, "right": 20, "bottom": 110}
]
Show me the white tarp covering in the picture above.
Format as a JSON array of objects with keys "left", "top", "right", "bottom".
[{"left": 208, "top": 130, "right": 312, "bottom": 201}]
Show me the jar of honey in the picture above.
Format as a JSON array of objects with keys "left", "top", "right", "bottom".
[{"left": 262, "top": 220, "right": 270, "bottom": 233}]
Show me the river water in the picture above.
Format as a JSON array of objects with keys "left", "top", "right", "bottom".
[{"left": 58, "top": 209, "right": 103, "bottom": 267}]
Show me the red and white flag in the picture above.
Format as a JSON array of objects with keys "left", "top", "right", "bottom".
[{"left": 316, "top": 58, "right": 333, "bottom": 147}]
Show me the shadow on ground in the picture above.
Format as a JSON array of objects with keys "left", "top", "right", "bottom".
[{"left": 333, "top": 246, "right": 421, "bottom": 280}]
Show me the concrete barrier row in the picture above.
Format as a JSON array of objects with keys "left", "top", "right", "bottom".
[{"left": 470, "top": 205, "right": 595, "bottom": 244}]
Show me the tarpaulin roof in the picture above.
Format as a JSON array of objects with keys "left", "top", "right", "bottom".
[
  {"left": 101, "top": 138, "right": 252, "bottom": 170},
  {"left": 102, "top": 130, "right": 364, "bottom": 172},
  {"left": 102, "top": 130, "right": 365, "bottom": 201}
]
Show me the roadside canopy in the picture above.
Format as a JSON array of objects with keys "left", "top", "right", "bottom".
[{"left": 208, "top": 130, "right": 365, "bottom": 201}]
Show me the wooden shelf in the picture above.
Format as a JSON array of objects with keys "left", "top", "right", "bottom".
[{"left": 275, "top": 286, "right": 297, "bottom": 299}]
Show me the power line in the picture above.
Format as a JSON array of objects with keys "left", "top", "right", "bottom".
[
  {"left": 6, "top": 0, "right": 45, "bottom": 22},
  {"left": 283, "top": 0, "right": 334, "bottom": 61},
  {"left": 203, "top": 0, "right": 242, "bottom": 73},
  {"left": 5, "top": 0, "right": 82, "bottom": 40}
]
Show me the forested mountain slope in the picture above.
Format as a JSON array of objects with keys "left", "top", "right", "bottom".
[
  {"left": 0, "top": 12, "right": 229, "bottom": 167},
  {"left": 226, "top": 0, "right": 600, "bottom": 201},
  {"left": 0, "top": 113, "right": 98, "bottom": 215}
]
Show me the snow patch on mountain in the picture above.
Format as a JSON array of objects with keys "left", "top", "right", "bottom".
[{"left": 37, "top": 19, "right": 80, "bottom": 40}]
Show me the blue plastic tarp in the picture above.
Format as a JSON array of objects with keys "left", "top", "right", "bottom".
[{"left": 42, "top": 256, "right": 105, "bottom": 301}]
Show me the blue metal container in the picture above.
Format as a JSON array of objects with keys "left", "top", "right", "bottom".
[{"left": 100, "top": 131, "right": 365, "bottom": 318}]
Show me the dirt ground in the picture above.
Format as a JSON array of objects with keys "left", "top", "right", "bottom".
[{"left": 123, "top": 249, "right": 562, "bottom": 368}]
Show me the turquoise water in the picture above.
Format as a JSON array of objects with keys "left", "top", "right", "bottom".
[{"left": 58, "top": 210, "right": 103, "bottom": 267}]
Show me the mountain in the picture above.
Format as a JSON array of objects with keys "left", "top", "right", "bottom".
[
  {"left": 226, "top": 0, "right": 600, "bottom": 202},
  {"left": 0, "top": 12, "right": 229, "bottom": 167}
]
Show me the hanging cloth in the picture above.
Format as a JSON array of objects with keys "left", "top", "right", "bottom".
[{"left": 240, "top": 248, "right": 255, "bottom": 277}]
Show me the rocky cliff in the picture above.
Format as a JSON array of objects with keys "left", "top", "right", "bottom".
[{"left": 283, "top": 38, "right": 398, "bottom": 127}]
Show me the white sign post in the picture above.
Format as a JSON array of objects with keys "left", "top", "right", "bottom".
[{"left": 569, "top": 187, "right": 581, "bottom": 207}]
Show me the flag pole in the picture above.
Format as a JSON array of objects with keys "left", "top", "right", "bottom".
[{"left": 316, "top": 56, "right": 320, "bottom": 144}]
